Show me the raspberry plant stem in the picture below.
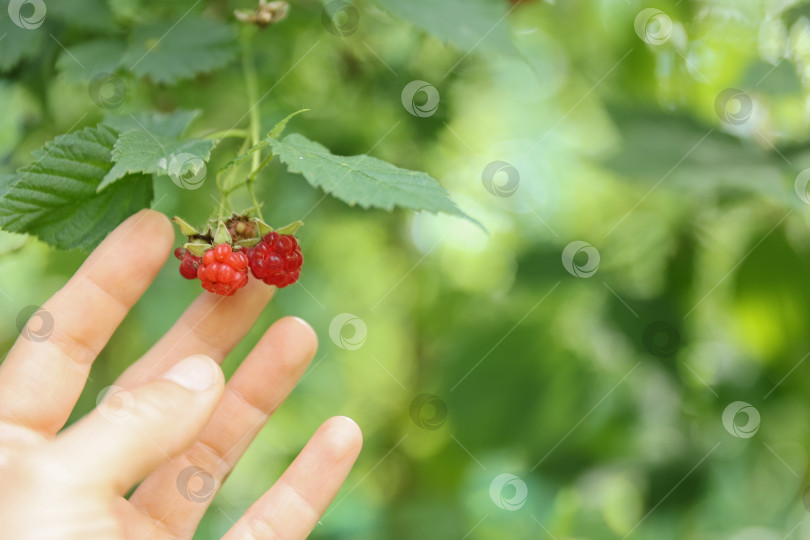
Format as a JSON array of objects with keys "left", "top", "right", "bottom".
[
  {"left": 205, "top": 129, "right": 249, "bottom": 140},
  {"left": 241, "top": 31, "right": 265, "bottom": 220},
  {"left": 215, "top": 135, "right": 251, "bottom": 224},
  {"left": 211, "top": 28, "right": 272, "bottom": 224}
]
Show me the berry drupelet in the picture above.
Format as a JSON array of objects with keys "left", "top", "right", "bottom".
[
  {"left": 174, "top": 247, "right": 201, "bottom": 280},
  {"left": 247, "top": 232, "right": 303, "bottom": 288},
  {"left": 197, "top": 243, "right": 249, "bottom": 296}
]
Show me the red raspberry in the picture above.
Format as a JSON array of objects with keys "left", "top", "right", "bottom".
[
  {"left": 174, "top": 247, "right": 201, "bottom": 280},
  {"left": 247, "top": 232, "right": 303, "bottom": 288},
  {"left": 196, "top": 243, "right": 249, "bottom": 296}
]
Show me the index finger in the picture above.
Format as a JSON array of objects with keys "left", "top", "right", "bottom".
[{"left": 0, "top": 209, "right": 173, "bottom": 436}]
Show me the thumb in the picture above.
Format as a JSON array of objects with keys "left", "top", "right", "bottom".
[{"left": 50, "top": 354, "right": 224, "bottom": 493}]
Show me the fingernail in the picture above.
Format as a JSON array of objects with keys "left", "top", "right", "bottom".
[{"left": 160, "top": 355, "right": 218, "bottom": 391}]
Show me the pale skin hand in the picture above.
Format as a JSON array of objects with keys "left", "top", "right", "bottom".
[{"left": 0, "top": 209, "right": 362, "bottom": 539}]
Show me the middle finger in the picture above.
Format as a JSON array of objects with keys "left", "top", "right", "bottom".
[{"left": 115, "top": 278, "right": 275, "bottom": 388}]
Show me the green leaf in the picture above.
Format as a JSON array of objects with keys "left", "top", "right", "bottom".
[
  {"left": 373, "top": 0, "right": 515, "bottom": 56},
  {"left": 98, "top": 110, "right": 214, "bottom": 190},
  {"left": 99, "top": 109, "right": 215, "bottom": 190},
  {"left": 0, "top": 81, "right": 39, "bottom": 159},
  {"left": 266, "top": 109, "right": 310, "bottom": 140},
  {"left": 122, "top": 17, "right": 237, "bottom": 84},
  {"left": 56, "top": 39, "right": 127, "bottom": 83},
  {"left": 104, "top": 110, "right": 201, "bottom": 139},
  {"left": 270, "top": 133, "right": 476, "bottom": 223},
  {"left": 218, "top": 109, "right": 309, "bottom": 177},
  {"left": 603, "top": 108, "right": 797, "bottom": 208},
  {"left": 48, "top": 0, "right": 115, "bottom": 31},
  {"left": 0, "top": 125, "right": 153, "bottom": 250},
  {"left": 0, "top": 14, "right": 45, "bottom": 72},
  {"left": 100, "top": 131, "right": 215, "bottom": 190},
  {"left": 0, "top": 174, "right": 15, "bottom": 198}
]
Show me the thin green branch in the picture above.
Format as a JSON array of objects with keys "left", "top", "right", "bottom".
[
  {"left": 240, "top": 32, "right": 265, "bottom": 219},
  {"left": 204, "top": 129, "right": 249, "bottom": 140},
  {"left": 242, "top": 36, "right": 262, "bottom": 173}
]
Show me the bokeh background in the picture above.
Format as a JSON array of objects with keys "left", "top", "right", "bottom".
[{"left": 3, "top": 0, "right": 810, "bottom": 538}]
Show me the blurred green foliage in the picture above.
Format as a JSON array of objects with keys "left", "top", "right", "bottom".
[{"left": 3, "top": 0, "right": 810, "bottom": 538}]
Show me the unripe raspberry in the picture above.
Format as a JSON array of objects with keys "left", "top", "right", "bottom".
[
  {"left": 247, "top": 232, "right": 303, "bottom": 288},
  {"left": 197, "top": 243, "right": 249, "bottom": 296},
  {"left": 226, "top": 215, "right": 256, "bottom": 242}
]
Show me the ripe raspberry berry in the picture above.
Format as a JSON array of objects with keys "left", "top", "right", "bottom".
[
  {"left": 197, "top": 243, "right": 249, "bottom": 296},
  {"left": 174, "top": 247, "right": 201, "bottom": 280},
  {"left": 247, "top": 232, "right": 303, "bottom": 288}
]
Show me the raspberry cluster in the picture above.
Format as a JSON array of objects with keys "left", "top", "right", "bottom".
[
  {"left": 198, "top": 243, "right": 249, "bottom": 296},
  {"left": 172, "top": 216, "right": 304, "bottom": 297},
  {"left": 247, "top": 232, "right": 303, "bottom": 288}
]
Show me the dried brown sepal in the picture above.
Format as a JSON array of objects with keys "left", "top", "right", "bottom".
[
  {"left": 225, "top": 213, "right": 258, "bottom": 242},
  {"left": 235, "top": 0, "right": 289, "bottom": 28}
]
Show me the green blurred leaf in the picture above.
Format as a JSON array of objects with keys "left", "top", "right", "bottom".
[
  {"left": 104, "top": 109, "right": 201, "bottom": 138},
  {"left": 0, "top": 81, "right": 39, "bottom": 159},
  {"left": 0, "top": 15, "right": 44, "bottom": 72},
  {"left": 270, "top": 133, "right": 476, "bottom": 223},
  {"left": 56, "top": 39, "right": 127, "bottom": 83},
  {"left": 48, "top": 0, "right": 115, "bottom": 31},
  {"left": 603, "top": 108, "right": 795, "bottom": 207},
  {"left": 122, "top": 17, "right": 237, "bottom": 84},
  {"left": 0, "top": 125, "right": 153, "bottom": 250},
  {"left": 373, "top": 0, "right": 515, "bottom": 55},
  {"left": 782, "top": 4, "right": 810, "bottom": 28},
  {"left": 740, "top": 59, "right": 803, "bottom": 96}
]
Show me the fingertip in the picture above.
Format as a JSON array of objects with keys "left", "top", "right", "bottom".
[
  {"left": 281, "top": 316, "right": 319, "bottom": 354},
  {"left": 321, "top": 416, "right": 363, "bottom": 460},
  {"left": 136, "top": 209, "right": 174, "bottom": 252},
  {"left": 108, "top": 209, "right": 173, "bottom": 262},
  {"left": 160, "top": 354, "right": 224, "bottom": 392}
]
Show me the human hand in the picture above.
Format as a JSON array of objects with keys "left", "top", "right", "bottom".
[{"left": 0, "top": 210, "right": 362, "bottom": 539}]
